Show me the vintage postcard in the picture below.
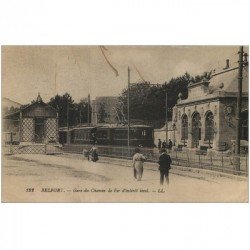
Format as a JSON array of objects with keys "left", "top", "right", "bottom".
[{"left": 1, "top": 45, "right": 249, "bottom": 202}]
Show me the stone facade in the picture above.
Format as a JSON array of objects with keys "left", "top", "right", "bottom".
[{"left": 172, "top": 66, "right": 248, "bottom": 151}]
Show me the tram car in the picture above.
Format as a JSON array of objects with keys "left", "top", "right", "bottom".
[{"left": 59, "top": 125, "right": 154, "bottom": 147}]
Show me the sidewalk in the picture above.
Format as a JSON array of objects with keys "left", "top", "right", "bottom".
[{"left": 64, "top": 153, "right": 248, "bottom": 181}]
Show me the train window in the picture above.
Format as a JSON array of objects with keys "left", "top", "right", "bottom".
[
  {"left": 141, "top": 130, "right": 147, "bottom": 137},
  {"left": 130, "top": 129, "right": 137, "bottom": 138}
]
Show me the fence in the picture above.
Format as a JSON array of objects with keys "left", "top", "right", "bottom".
[
  {"left": 3, "top": 144, "right": 63, "bottom": 155},
  {"left": 63, "top": 144, "right": 248, "bottom": 176}
]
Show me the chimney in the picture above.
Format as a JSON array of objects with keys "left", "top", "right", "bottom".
[{"left": 223, "top": 59, "right": 230, "bottom": 70}]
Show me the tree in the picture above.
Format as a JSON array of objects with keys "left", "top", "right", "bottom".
[
  {"left": 47, "top": 93, "right": 92, "bottom": 127},
  {"left": 118, "top": 72, "right": 191, "bottom": 128},
  {"left": 48, "top": 93, "right": 77, "bottom": 127},
  {"left": 191, "top": 70, "right": 212, "bottom": 83}
]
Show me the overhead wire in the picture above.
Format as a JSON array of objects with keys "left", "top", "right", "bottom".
[{"left": 99, "top": 46, "right": 119, "bottom": 77}]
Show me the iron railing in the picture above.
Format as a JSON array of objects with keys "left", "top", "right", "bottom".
[{"left": 63, "top": 144, "right": 248, "bottom": 176}]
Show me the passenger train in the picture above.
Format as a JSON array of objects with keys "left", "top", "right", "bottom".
[{"left": 59, "top": 125, "right": 154, "bottom": 147}]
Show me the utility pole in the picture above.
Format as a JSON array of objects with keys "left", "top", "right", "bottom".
[
  {"left": 54, "top": 63, "right": 57, "bottom": 95},
  {"left": 67, "top": 102, "right": 69, "bottom": 130},
  {"left": 87, "top": 94, "right": 90, "bottom": 125},
  {"left": 79, "top": 109, "right": 81, "bottom": 125},
  {"left": 128, "top": 67, "right": 130, "bottom": 148},
  {"left": 165, "top": 93, "right": 168, "bottom": 143},
  {"left": 66, "top": 102, "right": 70, "bottom": 144},
  {"left": 235, "top": 46, "right": 244, "bottom": 172}
]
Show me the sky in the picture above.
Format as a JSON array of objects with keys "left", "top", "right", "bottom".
[{"left": 2, "top": 45, "right": 242, "bottom": 105}]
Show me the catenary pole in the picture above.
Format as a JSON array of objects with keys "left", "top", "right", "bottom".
[
  {"left": 87, "top": 94, "right": 90, "bottom": 125},
  {"left": 235, "top": 46, "right": 244, "bottom": 171},
  {"left": 165, "top": 92, "right": 168, "bottom": 142},
  {"left": 128, "top": 67, "right": 130, "bottom": 148},
  {"left": 67, "top": 102, "right": 69, "bottom": 130},
  {"left": 66, "top": 102, "right": 70, "bottom": 144}
]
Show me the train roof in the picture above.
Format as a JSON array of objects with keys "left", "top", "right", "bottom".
[
  {"left": 59, "top": 126, "right": 95, "bottom": 132},
  {"left": 59, "top": 124, "right": 153, "bottom": 131},
  {"left": 111, "top": 125, "right": 153, "bottom": 129}
]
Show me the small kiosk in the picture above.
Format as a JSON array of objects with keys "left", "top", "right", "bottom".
[{"left": 3, "top": 94, "right": 60, "bottom": 154}]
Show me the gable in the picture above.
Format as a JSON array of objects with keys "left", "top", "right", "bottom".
[{"left": 22, "top": 102, "right": 57, "bottom": 118}]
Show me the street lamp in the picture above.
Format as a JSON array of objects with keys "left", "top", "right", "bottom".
[{"left": 127, "top": 67, "right": 130, "bottom": 149}]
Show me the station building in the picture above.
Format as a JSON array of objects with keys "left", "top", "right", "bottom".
[{"left": 172, "top": 60, "right": 248, "bottom": 151}]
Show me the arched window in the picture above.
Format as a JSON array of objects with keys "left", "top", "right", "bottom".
[
  {"left": 205, "top": 111, "right": 214, "bottom": 148},
  {"left": 192, "top": 112, "right": 201, "bottom": 148},
  {"left": 181, "top": 114, "right": 188, "bottom": 146}
]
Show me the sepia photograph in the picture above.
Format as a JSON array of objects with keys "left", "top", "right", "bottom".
[{"left": 1, "top": 45, "right": 249, "bottom": 202}]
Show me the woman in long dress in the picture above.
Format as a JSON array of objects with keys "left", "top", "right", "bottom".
[{"left": 132, "top": 148, "right": 147, "bottom": 181}]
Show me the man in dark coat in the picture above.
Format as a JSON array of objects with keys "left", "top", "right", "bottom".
[
  {"left": 162, "top": 140, "right": 166, "bottom": 149},
  {"left": 158, "top": 139, "right": 162, "bottom": 150},
  {"left": 168, "top": 139, "right": 173, "bottom": 150},
  {"left": 158, "top": 148, "right": 172, "bottom": 185}
]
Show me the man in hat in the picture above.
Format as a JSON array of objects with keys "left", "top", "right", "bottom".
[
  {"left": 158, "top": 139, "right": 162, "bottom": 150},
  {"left": 158, "top": 148, "right": 172, "bottom": 185}
]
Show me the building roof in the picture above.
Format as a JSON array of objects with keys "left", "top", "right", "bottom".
[
  {"left": 3, "top": 94, "right": 57, "bottom": 119},
  {"left": 209, "top": 66, "right": 248, "bottom": 93},
  {"left": 178, "top": 65, "right": 248, "bottom": 106}
]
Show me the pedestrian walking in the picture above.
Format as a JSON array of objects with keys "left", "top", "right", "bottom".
[
  {"left": 158, "top": 139, "right": 162, "bottom": 150},
  {"left": 162, "top": 140, "right": 166, "bottom": 149},
  {"left": 82, "top": 148, "right": 90, "bottom": 161},
  {"left": 132, "top": 148, "right": 147, "bottom": 181},
  {"left": 158, "top": 148, "right": 172, "bottom": 185},
  {"left": 89, "top": 145, "right": 99, "bottom": 162},
  {"left": 168, "top": 139, "right": 173, "bottom": 150}
]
